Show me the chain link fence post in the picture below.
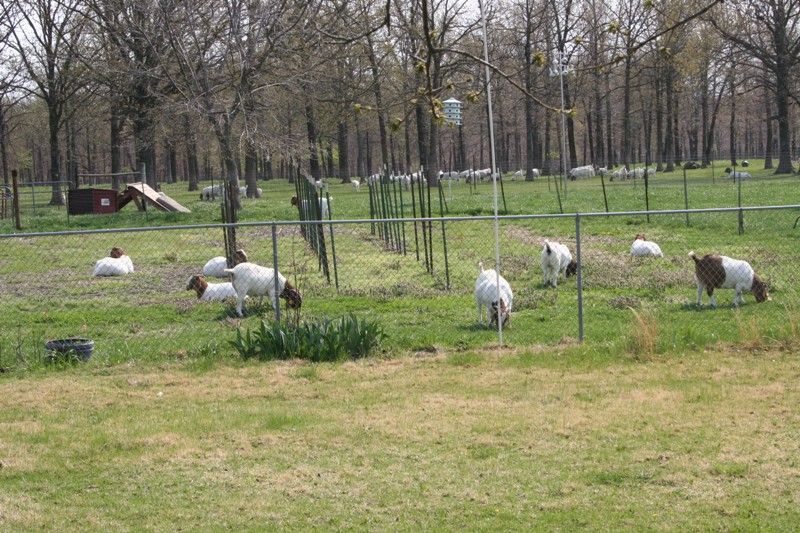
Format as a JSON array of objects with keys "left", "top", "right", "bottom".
[
  {"left": 575, "top": 212, "right": 584, "bottom": 342},
  {"left": 272, "top": 223, "right": 281, "bottom": 323}
]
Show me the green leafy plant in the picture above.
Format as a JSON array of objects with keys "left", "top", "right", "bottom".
[{"left": 230, "top": 315, "right": 386, "bottom": 362}]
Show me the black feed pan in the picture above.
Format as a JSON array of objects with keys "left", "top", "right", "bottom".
[{"left": 45, "top": 338, "right": 95, "bottom": 361}]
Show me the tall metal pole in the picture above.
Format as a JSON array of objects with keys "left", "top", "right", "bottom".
[
  {"left": 479, "top": 0, "right": 504, "bottom": 345},
  {"left": 558, "top": 50, "right": 569, "bottom": 201}
]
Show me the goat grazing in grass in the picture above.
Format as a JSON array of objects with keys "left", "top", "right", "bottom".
[
  {"left": 474, "top": 261, "right": 513, "bottom": 328},
  {"left": 541, "top": 240, "right": 577, "bottom": 288},
  {"left": 224, "top": 262, "right": 302, "bottom": 317},
  {"left": 688, "top": 251, "right": 769, "bottom": 308}
]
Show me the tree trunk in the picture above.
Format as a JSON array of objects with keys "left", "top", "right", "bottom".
[
  {"left": 244, "top": 143, "right": 258, "bottom": 197},
  {"left": 663, "top": 66, "right": 675, "bottom": 172},
  {"left": 604, "top": 71, "right": 614, "bottom": 167},
  {"left": 0, "top": 101, "right": 9, "bottom": 186},
  {"left": 655, "top": 75, "right": 664, "bottom": 170},
  {"left": 415, "top": 99, "right": 429, "bottom": 175},
  {"left": 337, "top": 119, "right": 349, "bottom": 181},
  {"left": 764, "top": 84, "right": 773, "bottom": 169},
  {"left": 563, "top": 78, "right": 578, "bottom": 170},
  {"left": 110, "top": 106, "right": 122, "bottom": 190},
  {"left": 729, "top": 74, "right": 737, "bottom": 167},
  {"left": 305, "top": 99, "right": 321, "bottom": 181},
  {"left": 366, "top": 34, "right": 390, "bottom": 171},
  {"left": 774, "top": 62, "right": 793, "bottom": 173},
  {"left": 622, "top": 57, "right": 633, "bottom": 169},
  {"left": 47, "top": 105, "right": 64, "bottom": 205},
  {"left": 184, "top": 116, "right": 199, "bottom": 191}
]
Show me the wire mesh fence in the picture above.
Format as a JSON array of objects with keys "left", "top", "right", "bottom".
[{"left": 1, "top": 204, "right": 799, "bottom": 370}]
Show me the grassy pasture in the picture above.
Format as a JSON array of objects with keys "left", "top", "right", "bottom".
[
  {"left": 2, "top": 350, "right": 800, "bottom": 529},
  {"left": 0, "top": 160, "right": 799, "bottom": 373}
]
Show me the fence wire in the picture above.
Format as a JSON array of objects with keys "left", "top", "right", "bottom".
[{"left": 1, "top": 205, "right": 799, "bottom": 369}]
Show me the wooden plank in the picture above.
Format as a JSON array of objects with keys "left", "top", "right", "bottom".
[{"left": 123, "top": 182, "right": 191, "bottom": 213}]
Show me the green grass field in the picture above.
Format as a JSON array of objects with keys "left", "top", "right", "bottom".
[{"left": 2, "top": 349, "right": 800, "bottom": 529}]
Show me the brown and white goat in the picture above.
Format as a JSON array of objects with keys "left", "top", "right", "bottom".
[
  {"left": 688, "top": 251, "right": 769, "bottom": 308},
  {"left": 186, "top": 275, "right": 237, "bottom": 302}
]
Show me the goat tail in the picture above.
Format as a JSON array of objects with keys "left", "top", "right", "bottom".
[
  {"left": 544, "top": 240, "right": 552, "bottom": 255},
  {"left": 688, "top": 251, "right": 698, "bottom": 263},
  {"left": 478, "top": 261, "right": 485, "bottom": 273}
]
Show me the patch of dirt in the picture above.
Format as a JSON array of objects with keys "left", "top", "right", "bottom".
[{"left": 608, "top": 296, "right": 641, "bottom": 310}]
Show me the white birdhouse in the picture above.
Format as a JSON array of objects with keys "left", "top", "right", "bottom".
[{"left": 443, "top": 98, "right": 462, "bottom": 126}]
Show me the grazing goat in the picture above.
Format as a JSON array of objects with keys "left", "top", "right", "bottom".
[
  {"left": 291, "top": 195, "right": 330, "bottom": 218},
  {"left": 224, "top": 263, "right": 302, "bottom": 317},
  {"left": 569, "top": 165, "right": 595, "bottom": 180},
  {"left": 541, "top": 240, "right": 577, "bottom": 287},
  {"left": 93, "top": 247, "right": 134, "bottom": 277},
  {"left": 351, "top": 179, "right": 361, "bottom": 191},
  {"left": 202, "top": 249, "right": 248, "bottom": 278},
  {"left": 688, "top": 251, "right": 769, "bottom": 308},
  {"left": 200, "top": 185, "right": 222, "bottom": 201},
  {"left": 630, "top": 234, "right": 664, "bottom": 257},
  {"left": 186, "top": 275, "right": 237, "bottom": 302},
  {"left": 474, "top": 262, "right": 513, "bottom": 328}
]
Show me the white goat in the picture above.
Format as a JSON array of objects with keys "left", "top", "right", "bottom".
[
  {"left": 474, "top": 262, "right": 513, "bottom": 327},
  {"left": 569, "top": 165, "right": 595, "bottom": 180},
  {"left": 630, "top": 234, "right": 663, "bottom": 257},
  {"left": 92, "top": 247, "right": 134, "bottom": 277},
  {"left": 202, "top": 249, "right": 248, "bottom": 278},
  {"left": 290, "top": 196, "right": 330, "bottom": 219},
  {"left": 351, "top": 179, "right": 361, "bottom": 191},
  {"left": 186, "top": 275, "right": 238, "bottom": 302},
  {"left": 541, "top": 240, "right": 577, "bottom": 288},
  {"left": 200, "top": 185, "right": 222, "bottom": 201},
  {"left": 688, "top": 251, "right": 769, "bottom": 308},
  {"left": 727, "top": 170, "right": 751, "bottom": 180},
  {"left": 224, "top": 262, "right": 302, "bottom": 317}
]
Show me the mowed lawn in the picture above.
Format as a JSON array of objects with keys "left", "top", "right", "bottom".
[{"left": 2, "top": 349, "right": 800, "bottom": 529}]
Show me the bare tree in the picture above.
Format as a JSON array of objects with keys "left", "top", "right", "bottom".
[
  {"left": 711, "top": 0, "right": 800, "bottom": 174},
  {"left": 3, "top": 0, "right": 87, "bottom": 204}
]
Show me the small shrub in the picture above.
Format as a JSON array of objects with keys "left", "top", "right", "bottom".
[{"left": 231, "top": 314, "right": 385, "bottom": 362}]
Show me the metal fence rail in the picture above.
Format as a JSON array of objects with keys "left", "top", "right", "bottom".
[{"left": 1, "top": 204, "right": 798, "bottom": 369}]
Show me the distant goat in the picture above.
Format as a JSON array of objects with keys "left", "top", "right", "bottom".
[
  {"left": 569, "top": 165, "right": 595, "bottom": 180},
  {"left": 688, "top": 251, "right": 769, "bottom": 308}
]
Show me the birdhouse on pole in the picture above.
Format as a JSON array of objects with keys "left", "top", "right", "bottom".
[{"left": 443, "top": 98, "right": 462, "bottom": 126}]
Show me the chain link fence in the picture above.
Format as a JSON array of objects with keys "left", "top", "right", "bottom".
[{"left": 1, "top": 205, "right": 799, "bottom": 369}]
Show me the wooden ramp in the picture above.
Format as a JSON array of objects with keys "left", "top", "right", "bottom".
[{"left": 119, "top": 182, "right": 191, "bottom": 213}]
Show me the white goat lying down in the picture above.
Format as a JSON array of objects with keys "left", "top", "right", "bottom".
[
  {"left": 541, "top": 240, "right": 577, "bottom": 288},
  {"left": 186, "top": 275, "right": 237, "bottom": 302},
  {"left": 688, "top": 251, "right": 770, "bottom": 308},
  {"left": 474, "top": 262, "right": 513, "bottom": 327},
  {"left": 92, "top": 247, "right": 134, "bottom": 277},
  {"left": 202, "top": 249, "right": 248, "bottom": 278},
  {"left": 630, "top": 234, "right": 664, "bottom": 257},
  {"left": 224, "top": 262, "right": 303, "bottom": 317}
]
